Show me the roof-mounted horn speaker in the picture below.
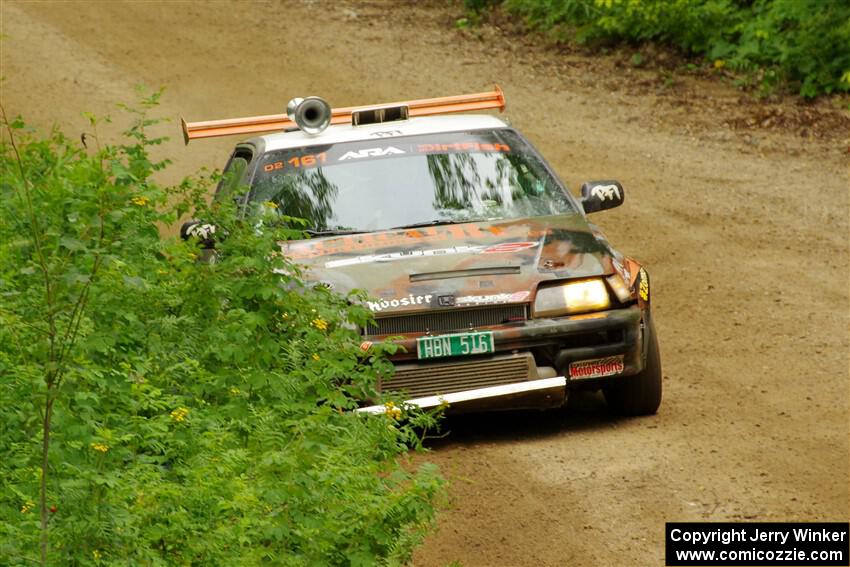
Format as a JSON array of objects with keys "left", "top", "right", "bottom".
[{"left": 286, "top": 96, "right": 332, "bottom": 135}]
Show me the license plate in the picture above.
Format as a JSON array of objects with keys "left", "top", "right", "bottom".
[{"left": 417, "top": 331, "right": 494, "bottom": 360}]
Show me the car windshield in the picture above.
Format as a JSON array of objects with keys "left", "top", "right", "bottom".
[{"left": 248, "top": 128, "right": 577, "bottom": 232}]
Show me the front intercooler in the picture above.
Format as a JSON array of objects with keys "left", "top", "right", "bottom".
[{"left": 379, "top": 352, "right": 535, "bottom": 398}]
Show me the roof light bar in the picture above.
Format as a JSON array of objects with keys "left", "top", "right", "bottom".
[{"left": 180, "top": 86, "right": 505, "bottom": 144}]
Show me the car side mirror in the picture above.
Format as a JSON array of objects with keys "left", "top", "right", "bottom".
[
  {"left": 580, "top": 181, "right": 624, "bottom": 214},
  {"left": 180, "top": 220, "right": 217, "bottom": 248}
]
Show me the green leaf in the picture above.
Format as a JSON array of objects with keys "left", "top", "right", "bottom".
[
  {"left": 122, "top": 275, "right": 146, "bottom": 289},
  {"left": 59, "top": 236, "right": 86, "bottom": 252}
]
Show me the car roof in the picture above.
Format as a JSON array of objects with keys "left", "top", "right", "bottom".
[{"left": 250, "top": 114, "right": 510, "bottom": 152}]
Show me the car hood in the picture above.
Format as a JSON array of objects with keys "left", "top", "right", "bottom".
[{"left": 281, "top": 214, "right": 616, "bottom": 314}]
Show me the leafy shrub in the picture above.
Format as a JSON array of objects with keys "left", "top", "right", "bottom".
[
  {"left": 0, "top": 94, "right": 443, "bottom": 566},
  {"left": 479, "top": 0, "right": 850, "bottom": 97},
  {"left": 725, "top": 0, "right": 850, "bottom": 97}
]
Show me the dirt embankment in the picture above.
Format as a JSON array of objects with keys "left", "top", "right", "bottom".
[{"left": 2, "top": 1, "right": 847, "bottom": 566}]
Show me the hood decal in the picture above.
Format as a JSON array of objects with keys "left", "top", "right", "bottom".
[
  {"left": 282, "top": 223, "right": 545, "bottom": 260},
  {"left": 281, "top": 215, "right": 614, "bottom": 316},
  {"left": 324, "top": 241, "right": 539, "bottom": 269},
  {"left": 368, "top": 293, "right": 434, "bottom": 312},
  {"left": 455, "top": 290, "right": 530, "bottom": 307}
]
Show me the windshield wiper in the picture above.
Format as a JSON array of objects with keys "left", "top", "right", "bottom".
[
  {"left": 389, "top": 219, "right": 482, "bottom": 230},
  {"left": 304, "top": 228, "right": 367, "bottom": 237}
]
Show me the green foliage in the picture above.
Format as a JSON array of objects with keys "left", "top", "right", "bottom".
[
  {"left": 727, "top": 0, "right": 850, "bottom": 97},
  {"left": 488, "top": 0, "right": 850, "bottom": 97},
  {"left": 0, "top": 94, "right": 443, "bottom": 566}
]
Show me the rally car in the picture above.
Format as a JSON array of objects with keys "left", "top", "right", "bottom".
[{"left": 181, "top": 88, "right": 662, "bottom": 416}]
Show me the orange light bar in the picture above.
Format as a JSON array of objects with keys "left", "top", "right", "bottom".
[{"left": 181, "top": 86, "right": 505, "bottom": 144}]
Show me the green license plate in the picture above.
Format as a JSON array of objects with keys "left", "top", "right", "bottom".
[{"left": 416, "top": 331, "right": 495, "bottom": 360}]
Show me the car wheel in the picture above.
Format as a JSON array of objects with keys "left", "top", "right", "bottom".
[{"left": 603, "top": 318, "right": 662, "bottom": 416}]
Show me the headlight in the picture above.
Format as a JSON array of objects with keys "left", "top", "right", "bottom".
[{"left": 533, "top": 279, "right": 611, "bottom": 317}]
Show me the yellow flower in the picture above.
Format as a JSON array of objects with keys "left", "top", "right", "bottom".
[
  {"left": 170, "top": 407, "right": 189, "bottom": 423},
  {"left": 263, "top": 201, "right": 279, "bottom": 209},
  {"left": 92, "top": 550, "right": 102, "bottom": 561},
  {"left": 281, "top": 312, "right": 290, "bottom": 319},
  {"left": 90, "top": 442, "right": 109, "bottom": 453},
  {"left": 384, "top": 401, "right": 402, "bottom": 420},
  {"left": 130, "top": 196, "right": 150, "bottom": 206},
  {"left": 20, "top": 501, "right": 34, "bottom": 513},
  {"left": 311, "top": 318, "right": 328, "bottom": 331},
  {"left": 713, "top": 59, "right": 726, "bottom": 69},
  {"left": 311, "top": 353, "right": 321, "bottom": 361},
  {"left": 229, "top": 387, "right": 241, "bottom": 396}
]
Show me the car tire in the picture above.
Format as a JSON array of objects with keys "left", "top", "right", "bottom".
[{"left": 603, "top": 318, "right": 662, "bottom": 416}]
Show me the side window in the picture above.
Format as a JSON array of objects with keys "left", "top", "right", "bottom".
[{"left": 216, "top": 147, "right": 254, "bottom": 203}]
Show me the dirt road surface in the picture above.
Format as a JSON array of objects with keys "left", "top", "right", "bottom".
[{"left": 3, "top": 1, "right": 848, "bottom": 565}]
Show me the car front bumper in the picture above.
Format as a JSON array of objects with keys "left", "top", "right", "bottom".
[
  {"left": 362, "top": 305, "right": 646, "bottom": 413},
  {"left": 356, "top": 376, "right": 569, "bottom": 414}
]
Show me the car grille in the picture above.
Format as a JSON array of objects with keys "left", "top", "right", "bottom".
[
  {"left": 380, "top": 353, "right": 533, "bottom": 398},
  {"left": 364, "top": 305, "right": 528, "bottom": 336}
]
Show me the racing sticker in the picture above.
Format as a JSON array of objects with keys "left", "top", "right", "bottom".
[
  {"left": 569, "top": 355, "right": 625, "bottom": 380},
  {"left": 263, "top": 152, "right": 328, "bottom": 172},
  {"left": 417, "top": 142, "right": 511, "bottom": 153},
  {"left": 456, "top": 291, "right": 530, "bottom": 307},
  {"left": 637, "top": 267, "right": 650, "bottom": 302},
  {"left": 367, "top": 294, "right": 433, "bottom": 312},
  {"left": 282, "top": 226, "right": 549, "bottom": 259},
  {"left": 326, "top": 246, "right": 481, "bottom": 268},
  {"left": 339, "top": 146, "right": 406, "bottom": 160},
  {"left": 324, "top": 242, "right": 539, "bottom": 268},
  {"left": 480, "top": 241, "right": 538, "bottom": 254},
  {"left": 589, "top": 184, "right": 621, "bottom": 202}
]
